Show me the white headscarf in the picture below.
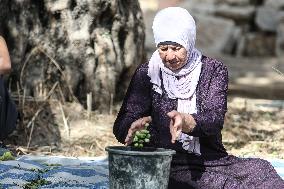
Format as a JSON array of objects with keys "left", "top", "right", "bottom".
[{"left": 148, "top": 7, "right": 202, "bottom": 155}]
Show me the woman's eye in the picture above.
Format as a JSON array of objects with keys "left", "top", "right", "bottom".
[
  {"left": 159, "top": 47, "right": 168, "bottom": 51},
  {"left": 173, "top": 47, "right": 181, "bottom": 51}
]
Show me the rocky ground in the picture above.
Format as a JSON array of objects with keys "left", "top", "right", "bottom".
[{"left": 3, "top": 96, "right": 284, "bottom": 160}]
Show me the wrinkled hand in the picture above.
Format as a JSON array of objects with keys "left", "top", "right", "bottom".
[
  {"left": 167, "top": 110, "right": 183, "bottom": 143},
  {"left": 167, "top": 110, "right": 196, "bottom": 143},
  {"left": 125, "top": 116, "right": 152, "bottom": 145}
]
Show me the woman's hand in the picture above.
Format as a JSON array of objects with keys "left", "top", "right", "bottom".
[
  {"left": 167, "top": 110, "right": 196, "bottom": 143},
  {"left": 125, "top": 116, "right": 152, "bottom": 145}
]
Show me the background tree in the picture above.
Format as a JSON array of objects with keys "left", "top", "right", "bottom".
[{"left": 0, "top": 0, "right": 145, "bottom": 113}]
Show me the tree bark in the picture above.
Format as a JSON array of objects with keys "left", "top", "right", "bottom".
[{"left": 0, "top": 0, "right": 145, "bottom": 113}]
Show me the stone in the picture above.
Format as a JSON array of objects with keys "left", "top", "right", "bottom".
[
  {"left": 217, "top": 55, "right": 284, "bottom": 99},
  {"left": 239, "top": 33, "right": 276, "bottom": 56},
  {"left": 223, "top": 27, "right": 242, "bottom": 55},
  {"left": 276, "top": 23, "right": 284, "bottom": 57},
  {"left": 179, "top": 1, "right": 216, "bottom": 16},
  {"left": 195, "top": 15, "right": 237, "bottom": 55},
  {"left": 215, "top": 0, "right": 250, "bottom": 6},
  {"left": 215, "top": 5, "right": 255, "bottom": 23},
  {"left": 255, "top": 6, "right": 279, "bottom": 32},
  {"left": 264, "top": 0, "right": 284, "bottom": 10}
]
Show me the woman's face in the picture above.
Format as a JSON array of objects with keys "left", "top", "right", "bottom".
[{"left": 158, "top": 44, "right": 187, "bottom": 71}]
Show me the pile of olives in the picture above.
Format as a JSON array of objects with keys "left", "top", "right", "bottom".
[{"left": 133, "top": 123, "right": 151, "bottom": 147}]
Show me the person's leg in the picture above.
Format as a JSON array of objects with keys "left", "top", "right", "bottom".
[
  {"left": 169, "top": 163, "right": 240, "bottom": 189},
  {"left": 169, "top": 156, "right": 284, "bottom": 189},
  {"left": 168, "top": 165, "right": 199, "bottom": 189},
  {"left": 203, "top": 156, "right": 284, "bottom": 188},
  {"left": 237, "top": 158, "right": 284, "bottom": 188},
  {"left": 197, "top": 171, "right": 240, "bottom": 189}
]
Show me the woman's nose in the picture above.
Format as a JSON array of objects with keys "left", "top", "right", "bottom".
[{"left": 166, "top": 50, "right": 176, "bottom": 61}]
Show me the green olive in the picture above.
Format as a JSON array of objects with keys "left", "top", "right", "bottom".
[
  {"left": 133, "top": 136, "right": 138, "bottom": 142},
  {"left": 141, "top": 129, "right": 149, "bottom": 134},
  {"left": 132, "top": 122, "right": 152, "bottom": 148}
]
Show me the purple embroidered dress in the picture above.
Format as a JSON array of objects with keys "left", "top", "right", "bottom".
[{"left": 113, "top": 56, "right": 284, "bottom": 188}]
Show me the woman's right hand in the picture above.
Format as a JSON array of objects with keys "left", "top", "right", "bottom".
[{"left": 124, "top": 116, "right": 152, "bottom": 145}]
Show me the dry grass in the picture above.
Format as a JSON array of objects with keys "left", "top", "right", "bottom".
[
  {"left": 4, "top": 97, "right": 284, "bottom": 159},
  {"left": 223, "top": 97, "right": 284, "bottom": 159}
]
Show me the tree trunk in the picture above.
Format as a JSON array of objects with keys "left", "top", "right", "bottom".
[{"left": 0, "top": 0, "right": 145, "bottom": 113}]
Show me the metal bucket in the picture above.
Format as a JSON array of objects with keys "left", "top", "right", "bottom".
[{"left": 105, "top": 146, "right": 175, "bottom": 189}]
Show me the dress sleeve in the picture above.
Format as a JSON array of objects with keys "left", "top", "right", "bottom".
[
  {"left": 190, "top": 62, "right": 228, "bottom": 137},
  {"left": 113, "top": 63, "right": 152, "bottom": 144}
]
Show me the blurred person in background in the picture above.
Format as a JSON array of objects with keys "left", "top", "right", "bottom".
[
  {"left": 0, "top": 35, "right": 17, "bottom": 147},
  {"left": 0, "top": 36, "right": 11, "bottom": 75},
  {"left": 113, "top": 7, "right": 284, "bottom": 188}
]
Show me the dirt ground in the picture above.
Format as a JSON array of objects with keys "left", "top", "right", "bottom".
[
  {"left": 224, "top": 97, "right": 284, "bottom": 159},
  {"left": 4, "top": 96, "right": 284, "bottom": 160}
]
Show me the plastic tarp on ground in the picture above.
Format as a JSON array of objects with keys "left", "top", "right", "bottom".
[
  {"left": 0, "top": 155, "right": 283, "bottom": 188},
  {"left": 0, "top": 155, "right": 108, "bottom": 188}
]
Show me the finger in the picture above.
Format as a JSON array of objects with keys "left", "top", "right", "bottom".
[
  {"left": 124, "top": 134, "right": 132, "bottom": 145},
  {"left": 171, "top": 127, "right": 182, "bottom": 143},
  {"left": 176, "top": 130, "right": 182, "bottom": 139},
  {"left": 125, "top": 126, "right": 136, "bottom": 144},
  {"left": 141, "top": 116, "right": 152, "bottom": 126},
  {"left": 125, "top": 138, "right": 131, "bottom": 145},
  {"left": 171, "top": 130, "right": 177, "bottom": 143},
  {"left": 174, "top": 116, "right": 183, "bottom": 127},
  {"left": 128, "top": 124, "right": 136, "bottom": 135},
  {"left": 125, "top": 133, "right": 134, "bottom": 145},
  {"left": 130, "top": 119, "right": 144, "bottom": 132},
  {"left": 169, "top": 120, "right": 177, "bottom": 143},
  {"left": 172, "top": 117, "right": 183, "bottom": 142},
  {"left": 168, "top": 113, "right": 178, "bottom": 142},
  {"left": 171, "top": 134, "right": 177, "bottom": 143},
  {"left": 167, "top": 110, "right": 178, "bottom": 119},
  {"left": 128, "top": 126, "right": 137, "bottom": 134},
  {"left": 144, "top": 116, "right": 152, "bottom": 123},
  {"left": 169, "top": 119, "right": 174, "bottom": 133}
]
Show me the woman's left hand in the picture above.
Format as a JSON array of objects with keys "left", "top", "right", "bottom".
[
  {"left": 167, "top": 110, "right": 196, "bottom": 143},
  {"left": 124, "top": 116, "right": 152, "bottom": 145}
]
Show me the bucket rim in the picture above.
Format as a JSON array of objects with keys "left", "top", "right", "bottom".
[{"left": 105, "top": 146, "right": 176, "bottom": 156}]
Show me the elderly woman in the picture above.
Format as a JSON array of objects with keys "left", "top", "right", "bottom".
[{"left": 113, "top": 7, "right": 284, "bottom": 188}]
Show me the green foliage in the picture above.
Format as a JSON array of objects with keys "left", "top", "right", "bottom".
[
  {"left": 23, "top": 176, "right": 51, "bottom": 189},
  {"left": 0, "top": 151, "right": 15, "bottom": 161},
  {"left": 42, "top": 163, "right": 62, "bottom": 167}
]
